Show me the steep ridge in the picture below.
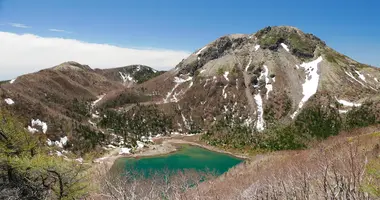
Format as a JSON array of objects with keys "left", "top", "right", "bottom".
[{"left": 129, "top": 26, "right": 380, "bottom": 133}]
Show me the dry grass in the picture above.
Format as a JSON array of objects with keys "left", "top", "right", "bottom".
[
  {"left": 186, "top": 125, "right": 380, "bottom": 200},
  {"left": 87, "top": 126, "right": 380, "bottom": 200}
]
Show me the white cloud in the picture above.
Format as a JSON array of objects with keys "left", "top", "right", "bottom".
[
  {"left": 49, "top": 28, "right": 72, "bottom": 34},
  {"left": 0, "top": 32, "right": 190, "bottom": 80},
  {"left": 9, "top": 23, "right": 30, "bottom": 28}
]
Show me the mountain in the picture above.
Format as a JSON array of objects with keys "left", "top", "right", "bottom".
[
  {"left": 2, "top": 26, "right": 380, "bottom": 199},
  {"left": 95, "top": 64, "right": 165, "bottom": 87},
  {"left": 0, "top": 61, "right": 160, "bottom": 142},
  {"left": 2, "top": 25, "right": 380, "bottom": 152},
  {"left": 121, "top": 26, "right": 380, "bottom": 133}
]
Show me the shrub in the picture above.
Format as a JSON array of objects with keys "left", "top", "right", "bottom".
[
  {"left": 217, "top": 67, "right": 225, "bottom": 75},
  {"left": 99, "top": 105, "right": 173, "bottom": 145},
  {"left": 201, "top": 115, "right": 254, "bottom": 149},
  {"left": 258, "top": 124, "right": 306, "bottom": 150},
  {"left": 71, "top": 124, "right": 106, "bottom": 155},
  {"left": 100, "top": 92, "right": 150, "bottom": 109},
  {"left": 66, "top": 98, "right": 91, "bottom": 121},
  {"left": 0, "top": 109, "right": 90, "bottom": 199},
  {"left": 294, "top": 102, "right": 342, "bottom": 139},
  {"left": 345, "top": 101, "right": 377, "bottom": 129}
]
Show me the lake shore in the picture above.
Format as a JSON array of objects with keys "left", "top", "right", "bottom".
[{"left": 92, "top": 134, "right": 248, "bottom": 173}]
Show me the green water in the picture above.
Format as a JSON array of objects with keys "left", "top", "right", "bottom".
[{"left": 113, "top": 145, "right": 243, "bottom": 176}]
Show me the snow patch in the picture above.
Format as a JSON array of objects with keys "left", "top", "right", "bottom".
[
  {"left": 254, "top": 45, "right": 260, "bottom": 51},
  {"left": 254, "top": 65, "right": 273, "bottom": 100},
  {"left": 92, "top": 94, "right": 105, "bottom": 107},
  {"left": 354, "top": 70, "right": 366, "bottom": 82},
  {"left": 31, "top": 119, "right": 48, "bottom": 133},
  {"left": 222, "top": 85, "right": 228, "bottom": 99},
  {"left": 280, "top": 43, "right": 290, "bottom": 52},
  {"left": 163, "top": 76, "right": 192, "bottom": 103},
  {"left": 339, "top": 110, "right": 349, "bottom": 114},
  {"left": 254, "top": 93, "right": 264, "bottom": 131},
  {"left": 136, "top": 65, "right": 141, "bottom": 71},
  {"left": 136, "top": 141, "right": 144, "bottom": 149},
  {"left": 291, "top": 56, "right": 323, "bottom": 119},
  {"left": 232, "top": 102, "right": 238, "bottom": 112},
  {"left": 107, "top": 144, "right": 116, "bottom": 149},
  {"left": 119, "top": 72, "right": 134, "bottom": 83},
  {"left": 119, "top": 148, "right": 131, "bottom": 155},
  {"left": 335, "top": 98, "right": 361, "bottom": 107},
  {"left": 54, "top": 136, "right": 68, "bottom": 148},
  {"left": 88, "top": 120, "right": 96, "bottom": 127},
  {"left": 28, "top": 126, "right": 39, "bottom": 134},
  {"left": 345, "top": 71, "right": 367, "bottom": 88},
  {"left": 203, "top": 79, "right": 210, "bottom": 87},
  {"left": 46, "top": 139, "right": 53, "bottom": 146},
  {"left": 4, "top": 98, "right": 14, "bottom": 105},
  {"left": 9, "top": 79, "right": 16, "bottom": 84},
  {"left": 245, "top": 57, "right": 252, "bottom": 72},
  {"left": 374, "top": 78, "right": 379, "bottom": 82},
  {"left": 223, "top": 71, "right": 229, "bottom": 82},
  {"left": 200, "top": 69, "right": 206, "bottom": 73},
  {"left": 263, "top": 65, "right": 272, "bottom": 99},
  {"left": 223, "top": 105, "right": 228, "bottom": 113},
  {"left": 181, "top": 113, "right": 191, "bottom": 130},
  {"left": 196, "top": 46, "right": 208, "bottom": 55},
  {"left": 92, "top": 113, "right": 100, "bottom": 118}
]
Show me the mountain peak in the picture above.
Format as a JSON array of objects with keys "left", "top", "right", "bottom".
[
  {"left": 52, "top": 61, "right": 92, "bottom": 71},
  {"left": 255, "top": 26, "right": 326, "bottom": 59}
]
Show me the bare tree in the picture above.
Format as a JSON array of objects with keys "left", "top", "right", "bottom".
[{"left": 92, "top": 164, "right": 216, "bottom": 200}]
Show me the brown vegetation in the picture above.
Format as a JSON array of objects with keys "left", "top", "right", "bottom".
[{"left": 85, "top": 126, "right": 380, "bottom": 200}]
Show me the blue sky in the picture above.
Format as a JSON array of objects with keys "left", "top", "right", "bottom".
[{"left": 0, "top": 0, "right": 379, "bottom": 79}]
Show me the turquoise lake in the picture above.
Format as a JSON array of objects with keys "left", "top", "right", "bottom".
[{"left": 112, "top": 145, "right": 243, "bottom": 177}]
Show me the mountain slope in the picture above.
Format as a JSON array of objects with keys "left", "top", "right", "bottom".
[
  {"left": 0, "top": 62, "right": 125, "bottom": 137},
  {"left": 2, "top": 26, "right": 380, "bottom": 154},
  {"left": 128, "top": 26, "right": 380, "bottom": 133},
  {"left": 95, "top": 64, "right": 164, "bottom": 87}
]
